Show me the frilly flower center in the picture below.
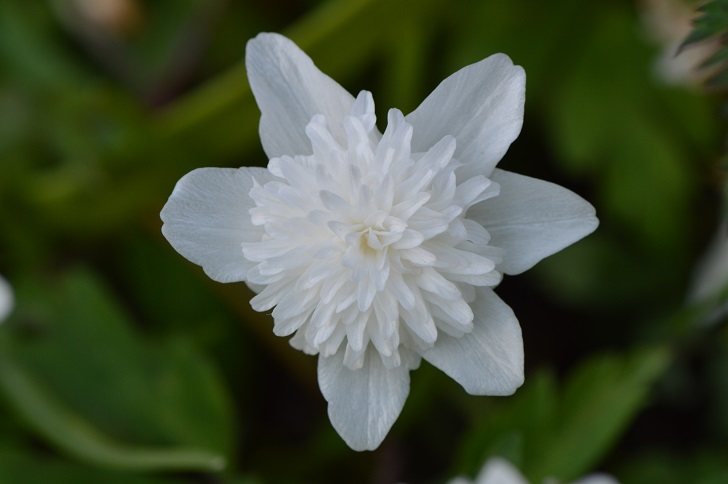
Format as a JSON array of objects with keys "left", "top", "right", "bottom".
[{"left": 242, "top": 90, "right": 504, "bottom": 370}]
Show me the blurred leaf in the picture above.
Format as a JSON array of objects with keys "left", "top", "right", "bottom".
[
  {"left": 0, "top": 2, "right": 86, "bottom": 90},
  {"left": 155, "top": 0, "right": 443, "bottom": 158},
  {"left": 457, "top": 348, "right": 669, "bottom": 482},
  {"left": 680, "top": 0, "right": 728, "bottom": 98},
  {"left": 532, "top": 236, "right": 661, "bottom": 309},
  {"left": 535, "top": 3, "right": 718, "bottom": 316},
  {"left": 119, "top": 235, "right": 233, "bottom": 336},
  {"left": 0, "top": 267, "right": 233, "bottom": 472},
  {"left": 220, "top": 477, "right": 264, "bottom": 484},
  {"left": 0, "top": 447, "right": 183, "bottom": 484},
  {"left": 51, "top": 0, "right": 225, "bottom": 101},
  {"left": 681, "top": 0, "right": 728, "bottom": 48},
  {"left": 456, "top": 370, "right": 558, "bottom": 474},
  {"left": 525, "top": 347, "right": 669, "bottom": 481},
  {"left": 602, "top": 114, "right": 693, "bottom": 255},
  {"left": 707, "top": 332, "right": 728, "bottom": 439},
  {"left": 548, "top": 5, "right": 705, "bottom": 251},
  {"left": 618, "top": 450, "right": 728, "bottom": 484},
  {"left": 377, "top": 11, "right": 431, "bottom": 114},
  {"left": 446, "top": 0, "right": 587, "bottom": 104},
  {"left": 114, "top": 0, "right": 221, "bottom": 96},
  {"left": 0, "top": 348, "right": 224, "bottom": 472}
]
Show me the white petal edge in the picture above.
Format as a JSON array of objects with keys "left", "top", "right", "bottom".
[
  {"left": 246, "top": 33, "right": 356, "bottom": 159},
  {"left": 422, "top": 287, "right": 524, "bottom": 396},
  {"left": 406, "top": 53, "right": 525, "bottom": 179},
  {"left": 317, "top": 346, "right": 414, "bottom": 451},
  {"left": 468, "top": 169, "right": 599, "bottom": 276},
  {"left": 0, "top": 275, "right": 13, "bottom": 322},
  {"left": 161, "top": 167, "right": 275, "bottom": 283}
]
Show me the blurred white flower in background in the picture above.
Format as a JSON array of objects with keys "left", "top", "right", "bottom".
[
  {"left": 0, "top": 275, "right": 14, "bottom": 323},
  {"left": 161, "top": 33, "right": 598, "bottom": 450},
  {"left": 689, "top": 219, "right": 728, "bottom": 325},
  {"left": 449, "top": 457, "right": 619, "bottom": 484}
]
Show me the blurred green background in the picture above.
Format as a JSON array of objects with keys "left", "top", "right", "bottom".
[{"left": 1, "top": 0, "right": 727, "bottom": 482}]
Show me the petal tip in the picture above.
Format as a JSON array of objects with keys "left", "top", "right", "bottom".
[
  {"left": 246, "top": 31, "right": 287, "bottom": 51},
  {"left": 159, "top": 167, "right": 272, "bottom": 285},
  {"left": 318, "top": 349, "right": 410, "bottom": 452}
]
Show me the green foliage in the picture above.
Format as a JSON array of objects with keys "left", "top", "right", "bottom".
[
  {"left": 0, "top": 448, "right": 182, "bottom": 484},
  {"left": 682, "top": 0, "right": 728, "bottom": 90},
  {"left": 0, "top": 0, "right": 726, "bottom": 481},
  {"left": 457, "top": 348, "right": 669, "bottom": 482},
  {"left": 0, "top": 268, "right": 232, "bottom": 472},
  {"left": 619, "top": 450, "right": 728, "bottom": 484},
  {"left": 528, "top": 349, "right": 668, "bottom": 481},
  {"left": 683, "top": 0, "right": 728, "bottom": 46}
]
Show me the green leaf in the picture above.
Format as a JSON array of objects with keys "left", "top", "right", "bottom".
[
  {"left": 0, "top": 447, "right": 183, "bottom": 484},
  {"left": 681, "top": 0, "right": 728, "bottom": 49},
  {"left": 0, "top": 348, "right": 225, "bottom": 472},
  {"left": 680, "top": 0, "right": 728, "bottom": 90},
  {"left": 0, "top": 2, "right": 86, "bottom": 90},
  {"left": 455, "top": 370, "right": 558, "bottom": 475},
  {"left": 0, "top": 267, "right": 234, "bottom": 472},
  {"left": 618, "top": 450, "right": 728, "bottom": 484},
  {"left": 525, "top": 348, "right": 670, "bottom": 481},
  {"left": 154, "top": 0, "right": 443, "bottom": 158},
  {"left": 456, "top": 348, "right": 669, "bottom": 482},
  {"left": 547, "top": 4, "right": 709, "bottom": 259}
]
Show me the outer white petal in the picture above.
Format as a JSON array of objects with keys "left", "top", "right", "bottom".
[
  {"left": 405, "top": 53, "right": 525, "bottom": 179},
  {"left": 469, "top": 169, "right": 598, "bottom": 276},
  {"left": 246, "top": 33, "right": 356, "bottom": 158},
  {"left": 0, "top": 275, "right": 13, "bottom": 322},
  {"left": 422, "top": 287, "right": 523, "bottom": 396},
  {"left": 317, "top": 347, "right": 411, "bottom": 451},
  {"left": 161, "top": 167, "right": 274, "bottom": 283}
]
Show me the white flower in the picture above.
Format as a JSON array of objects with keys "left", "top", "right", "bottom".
[
  {"left": 689, "top": 219, "right": 728, "bottom": 325},
  {"left": 161, "top": 33, "right": 598, "bottom": 451},
  {"left": 450, "top": 457, "right": 619, "bottom": 484},
  {"left": 0, "top": 275, "right": 13, "bottom": 322}
]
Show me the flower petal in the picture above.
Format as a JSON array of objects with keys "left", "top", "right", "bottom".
[
  {"left": 246, "top": 33, "right": 356, "bottom": 158},
  {"left": 161, "top": 167, "right": 274, "bottom": 283},
  {"left": 317, "top": 347, "right": 413, "bottom": 451},
  {"left": 422, "top": 287, "right": 523, "bottom": 395},
  {"left": 405, "top": 53, "right": 525, "bottom": 179},
  {"left": 0, "top": 275, "right": 14, "bottom": 322},
  {"left": 469, "top": 169, "right": 599, "bottom": 275}
]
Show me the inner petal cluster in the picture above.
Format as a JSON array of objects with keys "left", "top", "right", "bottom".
[{"left": 243, "top": 91, "right": 503, "bottom": 370}]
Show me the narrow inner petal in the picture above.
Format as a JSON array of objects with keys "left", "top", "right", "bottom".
[{"left": 243, "top": 90, "right": 503, "bottom": 369}]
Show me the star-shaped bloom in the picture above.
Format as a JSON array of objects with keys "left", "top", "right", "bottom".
[
  {"left": 449, "top": 457, "right": 618, "bottom": 484},
  {"left": 0, "top": 275, "right": 13, "bottom": 323},
  {"left": 161, "top": 33, "right": 598, "bottom": 451}
]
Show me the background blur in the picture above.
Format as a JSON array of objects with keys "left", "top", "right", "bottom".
[{"left": 0, "top": 0, "right": 727, "bottom": 482}]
